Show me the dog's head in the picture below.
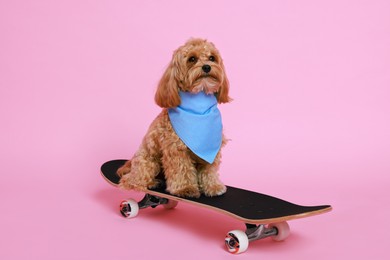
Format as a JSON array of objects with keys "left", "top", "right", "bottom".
[{"left": 155, "top": 38, "right": 231, "bottom": 108}]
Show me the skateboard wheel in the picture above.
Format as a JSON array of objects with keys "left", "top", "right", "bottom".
[
  {"left": 225, "top": 230, "right": 249, "bottom": 254},
  {"left": 268, "top": 222, "right": 290, "bottom": 241},
  {"left": 119, "top": 199, "right": 139, "bottom": 218},
  {"left": 163, "top": 199, "right": 178, "bottom": 209}
]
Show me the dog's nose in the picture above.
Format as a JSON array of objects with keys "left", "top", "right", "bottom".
[{"left": 202, "top": 64, "right": 211, "bottom": 73}]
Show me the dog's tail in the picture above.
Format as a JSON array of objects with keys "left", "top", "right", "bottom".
[{"left": 116, "top": 160, "right": 132, "bottom": 178}]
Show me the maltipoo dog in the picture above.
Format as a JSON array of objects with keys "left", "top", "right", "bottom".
[{"left": 118, "top": 38, "right": 231, "bottom": 198}]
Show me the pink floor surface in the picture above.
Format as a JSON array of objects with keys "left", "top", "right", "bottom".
[{"left": 1, "top": 1, "right": 389, "bottom": 259}]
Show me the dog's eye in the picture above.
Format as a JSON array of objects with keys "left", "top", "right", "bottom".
[
  {"left": 188, "top": 56, "right": 197, "bottom": 63},
  {"left": 209, "top": 56, "right": 216, "bottom": 62}
]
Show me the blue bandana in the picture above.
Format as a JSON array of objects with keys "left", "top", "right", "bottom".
[{"left": 168, "top": 91, "right": 223, "bottom": 164}]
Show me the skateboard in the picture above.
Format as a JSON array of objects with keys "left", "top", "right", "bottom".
[{"left": 101, "top": 159, "right": 332, "bottom": 254}]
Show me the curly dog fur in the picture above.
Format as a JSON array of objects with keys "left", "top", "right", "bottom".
[{"left": 118, "top": 38, "right": 231, "bottom": 198}]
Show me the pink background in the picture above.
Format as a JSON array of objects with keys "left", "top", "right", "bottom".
[{"left": 1, "top": 0, "right": 389, "bottom": 259}]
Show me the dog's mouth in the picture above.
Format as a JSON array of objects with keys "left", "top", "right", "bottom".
[
  {"left": 197, "top": 74, "right": 219, "bottom": 81},
  {"left": 191, "top": 75, "right": 220, "bottom": 94}
]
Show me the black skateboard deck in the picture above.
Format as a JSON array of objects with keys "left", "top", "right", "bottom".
[{"left": 101, "top": 159, "right": 332, "bottom": 254}]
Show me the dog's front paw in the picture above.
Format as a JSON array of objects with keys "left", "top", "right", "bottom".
[
  {"left": 119, "top": 174, "right": 147, "bottom": 191},
  {"left": 169, "top": 186, "right": 201, "bottom": 198},
  {"left": 119, "top": 174, "right": 161, "bottom": 191},
  {"left": 203, "top": 183, "right": 227, "bottom": 197}
]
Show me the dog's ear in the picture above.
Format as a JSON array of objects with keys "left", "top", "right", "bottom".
[
  {"left": 216, "top": 60, "right": 232, "bottom": 104},
  {"left": 155, "top": 52, "right": 181, "bottom": 108}
]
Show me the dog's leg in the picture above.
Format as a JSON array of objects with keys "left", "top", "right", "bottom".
[
  {"left": 197, "top": 151, "right": 227, "bottom": 197},
  {"left": 164, "top": 163, "right": 200, "bottom": 198},
  {"left": 162, "top": 146, "right": 201, "bottom": 198},
  {"left": 119, "top": 148, "right": 161, "bottom": 191}
]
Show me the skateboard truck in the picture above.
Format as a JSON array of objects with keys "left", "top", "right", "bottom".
[
  {"left": 138, "top": 194, "right": 168, "bottom": 209},
  {"left": 246, "top": 223, "right": 278, "bottom": 241},
  {"left": 225, "top": 222, "right": 289, "bottom": 254},
  {"left": 120, "top": 194, "right": 178, "bottom": 218}
]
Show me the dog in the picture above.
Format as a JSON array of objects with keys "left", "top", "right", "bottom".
[{"left": 118, "top": 38, "right": 231, "bottom": 198}]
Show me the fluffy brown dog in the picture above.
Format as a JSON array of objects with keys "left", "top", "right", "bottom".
[{"left": 118, "top": 38, "right": 231, "bottom": 198}]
